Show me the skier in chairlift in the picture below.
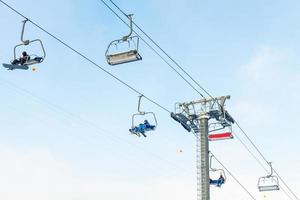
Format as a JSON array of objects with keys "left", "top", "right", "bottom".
[
  {"left": 210, "top": 174, "right": 225, "bottom": 187},
  {"left": 129, "top": 120, "right": 156, "bottom": 137},
  {"left": 11, "top": 51, "right": 30, "bottom": 65}
]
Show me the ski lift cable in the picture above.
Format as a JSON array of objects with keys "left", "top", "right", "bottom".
[
  {"left": 0, "top": 0, "right": 269, "bottom": 188},
  {"left": 281, "top": 186, "right": 295, "bottom": 200},
  {"left": 232, "top": 132, "right": 269, "bottom": 173},
  {"left": 101, "top": 1, "right": 300, "bottom": 199},
  {"left": 0, "top": 0, "right": 171, "bottom": 115},
  {"left": 99, "top": 0, "right": 205, "bottom": 98},
  {"left": 210, "top": 151, "right": 257, "bottom": 200},
  {"left": 0, "top": 0, "right": 196, "bottom": 180},
  {"left": 0, "top": 0, "right": 197, "bottom": 178},
  {"left": 0, "top": 1, "right": 297, "bottom": 199},
  {"left": 275, "top": 171, "right": 299, "bottom": 200}
]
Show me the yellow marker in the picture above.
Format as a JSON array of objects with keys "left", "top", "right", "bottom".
[{"left": 263, "top": 193, "right": 267, "bottom": 199}]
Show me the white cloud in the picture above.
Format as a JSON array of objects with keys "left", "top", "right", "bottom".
[{"left": 233, "top": 46, "right": 300, "bottom": 132}]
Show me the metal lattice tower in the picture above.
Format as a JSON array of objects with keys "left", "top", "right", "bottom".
[{"left": 173, "top": 95, "right": 233, "bottom": 200}]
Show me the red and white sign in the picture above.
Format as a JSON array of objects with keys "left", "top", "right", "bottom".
[{"left": 208, "top": 132, "right": 233, "bottom": 141}]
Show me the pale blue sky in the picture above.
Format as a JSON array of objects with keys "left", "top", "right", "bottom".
[{"left": 0, "top": 0, "right": 299, "bottom": 200}]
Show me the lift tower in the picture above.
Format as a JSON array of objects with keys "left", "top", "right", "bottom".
[{"left": 172, "top": 95, "right": 234, "bottom": 200}]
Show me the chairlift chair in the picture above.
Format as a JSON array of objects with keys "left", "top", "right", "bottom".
[
  {"left": 208, "top": 106, "right": 234, "bottom": 141},
  {"left": 2, "top": 19, "right": 46, "bottom": 70},
  {"left": 13, "top": 40, "right": 46, "bottom": 66},
  {"left": 105, "top": 14, "right": 142, "bottom": 66},
  {"left": 257, "top": 162, "right": 280, "bottom": 192},
  {"left": 208, "top": 122, "right": 233, "bottom": 141},
  {"left": 129, "top": 95, "right": 157, "bottom": 137},
  {"left": 209, "top": 154, "right": 226, "bottom": 187}
]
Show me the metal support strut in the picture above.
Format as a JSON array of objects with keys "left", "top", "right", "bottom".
[
  {"left": 122, "top": 14, "right": 133, "bottom": 41},
  {"left": 137, "top": 95, "right": 145, "bottom": 115},
  {"left": 20, "top": 19, "right": 30, "bottom": 45}
]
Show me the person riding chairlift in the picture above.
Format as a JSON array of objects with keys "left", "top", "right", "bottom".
[
  {"left": 11, "top": 51, "right": 30, "bottom": 65},
  {"left": 129, "top": 120, "right": 156, "bottom": 137},
  {"left": 210, "top": 174, "right": 225, "bottom": 187}
]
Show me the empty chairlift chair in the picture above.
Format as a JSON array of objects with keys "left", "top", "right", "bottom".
[
  {"left": 208, "top": 106, "right": 234, "bottom": 141},
  {"left": 208, "top": 122, "right": 234, "bottom": 141},
  {"left": 105, "top": 14, "right": 142, "bottom": 66},
  {"left": 257, "top": 162, "right": 280, "bottom": 192},
  {"left": 2, "top": 19, "right": 46, "bottom": 70}
]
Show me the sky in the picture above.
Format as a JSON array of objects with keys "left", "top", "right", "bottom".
[{"left": 0, "top": 0, "right": 299, "bottom": 200}]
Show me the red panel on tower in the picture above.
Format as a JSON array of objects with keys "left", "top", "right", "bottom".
[{"left": 208, "top": 132, "right": 233, "bottom": 141}]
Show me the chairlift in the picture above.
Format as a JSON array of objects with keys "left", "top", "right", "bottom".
[
  {"left": 2, "top": 19, "right": 46, "bottom": 70},
  {"left": 208, "top": 107, "right": 234, "bottom": 141},
  {"left": 105, "top": 14, "right": 142, "bottom": 66},
  {"left": 208, "top": 122, "right": 233, "bottom": 141},
  {"left": 257, "top": 162, "right": 280, "bottom": 192},
  {"left": 129, "top": 95, "right": 157, "bottom": 137},
  {"left": 209, "top": 154, "right": 226, "bottom": 187}
]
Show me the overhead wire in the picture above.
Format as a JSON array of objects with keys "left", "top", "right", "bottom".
[
  {"left": 281, "top": 186, "right": 295, "bottom": 200},
  {"left": 0, "top": 0, "right": 298, "bottom": 199},
  {"left": 0, "top": 0, "right": 212, "bottom": 185},
  {"left": 99, "top": 1, "right": 299, "bottom": 199},
  {"left": 0, "top": 0, "right": 199, "bottom": 181},
  {"left": 0, "top": 1, "right": 256, "bottom": 197},
  {"left": 232, "top": 132, "right": 269, "bottom": 173}
]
